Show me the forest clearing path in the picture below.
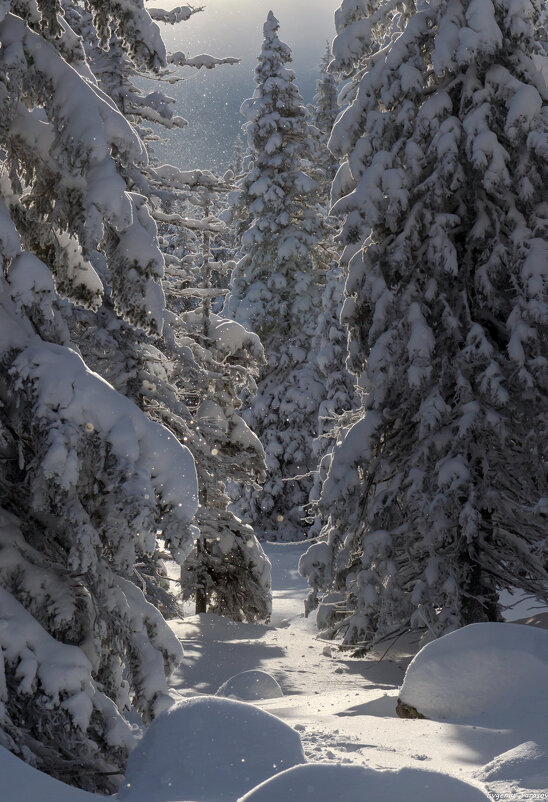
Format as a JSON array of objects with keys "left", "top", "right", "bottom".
[{"left": 166, "top": 542, "right": 539, "bottom": 797}]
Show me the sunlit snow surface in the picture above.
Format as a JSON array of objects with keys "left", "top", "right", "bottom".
[{"left": 2, "top": 541, "right": 548, "bottom": 800}]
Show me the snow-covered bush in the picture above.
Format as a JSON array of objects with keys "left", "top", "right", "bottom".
[{"left": 302, "top": 0, "right": 548, "bottom": 644}]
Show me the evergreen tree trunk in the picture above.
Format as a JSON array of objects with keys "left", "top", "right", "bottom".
[
  {"left": 461, "top": 511, "right": 501, "bottom": 625},
  {"left": 195, "top": 531, "right": 208, "bottom": 615}
]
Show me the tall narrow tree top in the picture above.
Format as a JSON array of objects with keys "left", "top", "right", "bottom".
[{"left": 265, "top": 10, "right": 279, "bottom": 33}]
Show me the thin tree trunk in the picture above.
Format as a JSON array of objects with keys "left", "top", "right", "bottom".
[
  {"left": 195, "top": 536, "right": 207, "bottom": 614},
  {"left": 461, "top": 510, "right": 501, "bottom": 625}
]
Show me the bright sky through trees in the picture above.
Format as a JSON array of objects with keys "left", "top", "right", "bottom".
[{"left": 146, "top": 0, "right": 338, "bottom": 169}]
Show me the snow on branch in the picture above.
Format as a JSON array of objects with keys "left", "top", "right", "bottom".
[
  {"left": 321, "top": 413, "right": 382, "bottom": 506},
  {"left": 0, "top": 586, "right": 112, "bottom": 736},
  {"left": 168, "top": 51, "right": 240, "bottom": 69},
  {"left": 152, "top": 210, "right": 227, "bottom": 233},
  {"left": 148, "top": 5, "right": 204, "bottom": 24},
  {"left": 12, "top": 338, "right": 198, "bottom": 555},
  {"left": 0, "top": 14, "right": 146, "bottom": 168},
  {"left": 151, "top": 165, "right": 235, "bottom": 192}
]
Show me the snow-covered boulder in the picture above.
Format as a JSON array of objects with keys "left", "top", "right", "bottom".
[
  {"left": 0, "top": 746, "right": 99, "bottom": 802},
  {"left": 237, "top": 763, "right": 490, "bottom": 802},
  {"left": 216, "top": 670, "right": 283, "bottom": 701},
  {"left": 117, "top": 695, "right": 305, "bottom": 802},
  {"left": 398, "top": 623, "right": 548, "bottom": 727}
]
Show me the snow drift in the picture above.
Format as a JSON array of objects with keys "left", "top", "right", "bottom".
[
  {"left": 117, "top": 695, "right": 306, "bottom": 801},
  {"left": 237, "top": 763, "right": 490, "bottom": 802}
]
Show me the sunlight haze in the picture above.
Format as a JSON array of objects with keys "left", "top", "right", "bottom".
[{"left": 145, "top": 0, "right": 339, "bottom": 170}]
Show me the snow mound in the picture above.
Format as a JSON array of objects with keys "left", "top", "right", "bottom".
[
  {"left": 237, "top": 763, "right": 490, "bottom": 802},
  {"left": 399, "top": 623, "right": 548, "bottom": 727},
  {"left": 118, "top": 695, "right": 305, "bottom": 802},
  {"left": 216, "top": 670, "right": 283, "bottom": 701},
  {"left": 476, "top": 741, "right": 548, "bottom": 787},
  {"left": 0, "top": 745, "right": 99, "bottom": 801}
]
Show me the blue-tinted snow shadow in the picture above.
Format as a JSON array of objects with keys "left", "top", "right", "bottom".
[
  {"left": 332, "top": 656, "right": 409, "bottom": 687},
  {"left": 336, "top": 695, "right": 400, "bottom": 719},
  {"left": 178, "top": 613, "right": 273, "bottom": 642},
  {"left": 170, "top": 613, "right": 286, "bottom": 696}
]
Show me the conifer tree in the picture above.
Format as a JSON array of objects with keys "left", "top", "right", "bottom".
[
  {"left": 0, "top": 1, "right": 200, "bottom": 789},
  {"left": 302, "top": 0, "right": 548, "bottom": 645},
  {"left": 171, "top": 186, "right": 272, "bottom": 622},
  {"left": 62, "top": 8, "right": 271, "bottom": 624},
  {"left": 224, "top": 11, "right": 326, "bottom": 540}
]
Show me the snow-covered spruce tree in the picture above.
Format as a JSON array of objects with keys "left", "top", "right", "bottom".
[
  {"left": 150, "top": 172, "right": 271, "bottom": 622},
  {"left": 71, "top": 168, "right": 272, "bottom": 624},
  {"left": 0, "top": 2, "right": 200, "bottom": 790},
  {"left": 165, "top": 185, "right": 272, "bottom": 622},
  {"left": 301, "top": 0, "right": 548, "bottom": 645},
  {"left": 224, "top": 11, "right": 326, "bottom": 541},
  {"left": 300, "top": 0, "right": 411, "bottom": 627}
]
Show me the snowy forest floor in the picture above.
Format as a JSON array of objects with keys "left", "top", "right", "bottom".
[
  {"left": 3, "top": 541, "right": 548, "bottom": 801},
  {"left": 168, "top": 542, "right": 548, "bottom": 801}
]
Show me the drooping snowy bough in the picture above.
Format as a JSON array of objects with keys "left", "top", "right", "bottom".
[
  {"left": 302, "top": 0, "right": 548, "bottom": 645},
  {"left": 0, "top": 1, "right": 199, "bottom": 791},
  {"left": 57, "top": 7, "right": 270, "bottom": 626}
]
